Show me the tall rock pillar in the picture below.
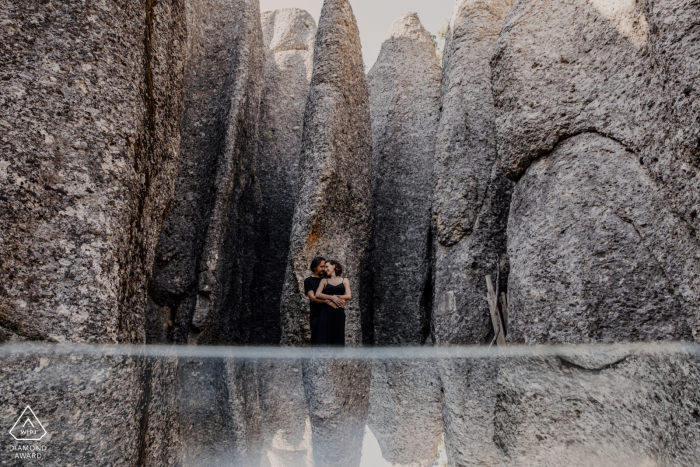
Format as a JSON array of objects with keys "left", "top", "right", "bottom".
[
  {"left": 279, "top": 0, "right": 372, "bottom": 348},
  {"left": 364, "top": 12, "right": 443, "bottom": 467},
  {"left": 431, "top": 0, "right": 514, "bottom": 465},
  {"left": 249, "top": 8, "right": 316, "bottom": 345},
  {"left": 278, "top": 1, "right": 372, "bottom": 466},
  {"left": 147, "top": 0, "right": 265, "bottom": 346},
  {"left": 0, "top": 0, "right": 186, "bottom": 463}
]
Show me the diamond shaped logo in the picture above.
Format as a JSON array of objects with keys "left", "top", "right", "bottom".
[{"left": 9, "top": 406, "right": 46, "bottom": 441}]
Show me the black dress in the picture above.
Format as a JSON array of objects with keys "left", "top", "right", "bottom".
[
  {"left": 304, "top": 276, "right": 323, "bottom": 344},
  {"left": 315, "top": 280, "right": 346, "bottom": 347}
]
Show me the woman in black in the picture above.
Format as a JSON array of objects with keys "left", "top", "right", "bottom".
[
  {"left": 304, "top": 257, "right": 327, "bottom": 345},
  {"left": 315, "top": 260, "right": 352, "bottom": 346}
]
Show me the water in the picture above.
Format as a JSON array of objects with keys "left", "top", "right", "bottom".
[{"left": 0, "top": 343, "right": 698, "bottom": 466}]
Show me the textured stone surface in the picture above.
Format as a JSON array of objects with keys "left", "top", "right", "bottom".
[
  {"left": 363, "top": 14, "right": 443, "bottom": 467},
  {"left": 365, "top": 12, "right": 441, "bottom": 346},
  {"left": 367, "top": 360, "right": 442, "bottom": 467},
  {"left": 494, "top": 353, "right": 700, "bottom": 467},
  {"left": 280, "top": 0, "right": 372, "bottom": 347},
  {"left": 148, "top": 0, "right": 265, "bottom": 345},
  {"left": 430, "top": 1, "right": 513, "bottom": 466},
  {"left": 508, "top": 133, "right": 694, "bottom": 344},
  {"left": 0, "top": 0, "right": 185, "bottom": 464},
  {"left": 0, "top": 353, "right": 176, "bottom": 466},
  {"left": 249, "top": 9, "right": 316, "bottom": 345},
  {"left": 493, "top": 0, "right": 700, "bottom": 342},
  {"left": 489, "top": 0, "right": 700, "bottom": 464},
  {"left": 0, "top": 0, "right": 185, "bottom": 344},
  {"left": 432, "top": 0, "right": 514, "bottom": 347},
  {"left": 303, "top": 359, "right": 371, "bottom": 467}
]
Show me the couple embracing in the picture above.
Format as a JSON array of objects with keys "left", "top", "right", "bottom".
[{"left": 303, "top": 257, "right": 352, "bottom": 347}]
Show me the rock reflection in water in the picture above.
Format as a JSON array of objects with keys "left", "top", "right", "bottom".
[{"left": 0, "top": 345, "right": 698, "bottom": 467}]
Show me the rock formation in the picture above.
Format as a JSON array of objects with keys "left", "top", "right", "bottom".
[
  {"left": 275, "top": 1, "right": 372, "bottom": 466},
  {"left": 493, "top": 0, "right": 700, "bottom": 345},
  {"left": 364, "top": 13, "right": 443, "bottom": 467},
  {"left": 279, "top": 0, "right": 372, "bottom": 347},
  {"left": 430, "top": 0, "right": 513, "bottom": 465},
  {"left": 365, "top": 12, "right": 441, "bottom": 345},
  {"left": 249, "top": 8, "right": 316, "bottom": 345},
  {"left": 147, "top": 0, "right": 265, "bottom": 346},
  {"left": 0, "top": 0, "right": 186, "bottom": 463},
  {"left": 489, "top": 0, "right": 700, "bottom": 463}
]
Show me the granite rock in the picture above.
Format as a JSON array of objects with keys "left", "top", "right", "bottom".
[
  {"left": 490, "top": 0, "right": 700, "bottom": 463},
  {"left": 367, "top": 359, "right": 442, "bottom": 467},
  {"left": 0, "top": 0, "right": 185, "bottom": 344},
  {"left": 302, "top": 359, "right": 371, "bottom": 467},
  {"left": 507, "top": 133, "right": 694, "bottom": 344},
  {"left": 0, "top": 0, "right": 185, "bottom": 464},
  {"left": 432, "top": 0, "right": 514, "bottom": 347},
  {"left": 279, "top": 0, "right": 372, "bottom": 347},
  {"left": 148, "top": 0, "right": 265, "bottom": 345},
  {"left": 363, "top": 13, "right": 443, "bottom": 467},
  {"left": 494, "top": 353, "right": 700, "bottom": 467},
  {"left": 492, "top": 0, "right": 700, "bottom": 343},
  {"left": 249, "top": 8, "right": 316, "bottom": 345},
  {"left": 430, "top": 1, "right": 513, "bottom": 465},
  {"left": 365, "top": 12, "right": 441, "bottom": 346}
]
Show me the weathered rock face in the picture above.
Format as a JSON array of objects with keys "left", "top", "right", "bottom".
[
  {"left": 493, "top": 0, "right": 700, "bottom": 343},
  {"left": 0, "top": 0, "right": 185, "bottom": 344},
  {"left": 365, "top": 12, "right": 441, "bottom": 345},
  {"left": 363, "top": 13, "right": 443, "bottom": 467},
  {"left": 0, "top": 0, "right": 185, "bottom": 464},
  {"left": 249, "top": 8, "right": 316, "bottom": 345},
  {"left": 280, "top": 0, "right": 372, "bottom": 347},
  {"left": 432, "top": 0, "right": 514, "bottom": 347},
  {"left": 430, "top": 1, "right": 513, "bottom": 466},
  {"left": 508, "top": 133, "right": 694, "bottom": 344},
  {"left": 147, "top": 0, "right": 265, "bottom": 345},
  {"left": 490, "top": 0, "right": 700, "bottom": 463},
  {"left": 303, "top": 359, "right": 371, "bottom": 467},
  {"left": 494, "top": 353, "right": 700, "bottom": 467},
  {"left": 367, "top": 359, "right": 442, "bottom": 467}
]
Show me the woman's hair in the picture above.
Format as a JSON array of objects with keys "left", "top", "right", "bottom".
[
  {"left": 327, "top": 260, "right": 343, "bottom": 276},
  {"left": 310, "top": 256, "right": 326, "bottom": 272}
]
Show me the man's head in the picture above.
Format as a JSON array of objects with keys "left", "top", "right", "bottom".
[{"left": 310, "top": 256, "right": 326, "bottom": 277}]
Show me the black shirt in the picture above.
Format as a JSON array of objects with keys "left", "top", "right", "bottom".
[{"left": 304, "top": 276, "right": 323, "bottom": 319}]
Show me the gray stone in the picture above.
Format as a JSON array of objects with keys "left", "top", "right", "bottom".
[
  {"left": 367, "top": 359, "right": 442, "bottom": 467},
  {"left": 0, "top": 0, "right": 185, "bottom": 464},
  {"left": 489, "top": 0, "right": 700, "bottom": 463},
  {"left": 430, "top": 1, "right": 513, "bottom": 465},
  {"left": 249, "top": 8, "right": 316, "bottom": 345},
  {"left": 255, "top": 360, "right": 313, "bottom": 467},
  {"left": 280, "top": 0, "right": 372, "bottom": 347},
  {"left": 492, "top": 0, "right": 700, "bottom": 342},
  {"left": 363, "top": 13, "right": 443, "bottom": 467},
  {"left": 148, "top": 0, "right": 265, "bottom": 345},
  {"left": 494, "top": 353, "right": 700, "bottom": 467},
  {"left": 365, "top": 12, "right": 441, "bottom": 345},
  {"left": 0, "top": 0, "right": 185, "bottom": 344},
  {"left": 507, "top": 133, "right": 694, "bottom": 344},
  {"left": 303, "top": 359, "right": 371, "bottom": 467}
]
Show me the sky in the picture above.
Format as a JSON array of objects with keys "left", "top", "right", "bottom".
[{"left": 259, "top": 0, "right": 455, "bottom": 69}]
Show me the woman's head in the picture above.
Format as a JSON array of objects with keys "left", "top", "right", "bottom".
[
  {"left": 324, "top": 260, "right": 343, "bottom": 278},
  {"left": 310, "top": 257, "right": 326, "bottom": 276}
]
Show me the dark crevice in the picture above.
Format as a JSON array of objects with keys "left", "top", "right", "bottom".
[
  {"left": 510, "top": 128, "right": 638, "bottom": 183},
  {"left": 557, "top": 355, "right": 629, "bottom": 373},
  {"left": 136, "top": 360, "right": 153, "bottom": 467},
  {"left": 0, "top": 313, "right": 47, "bottom": 341}
]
